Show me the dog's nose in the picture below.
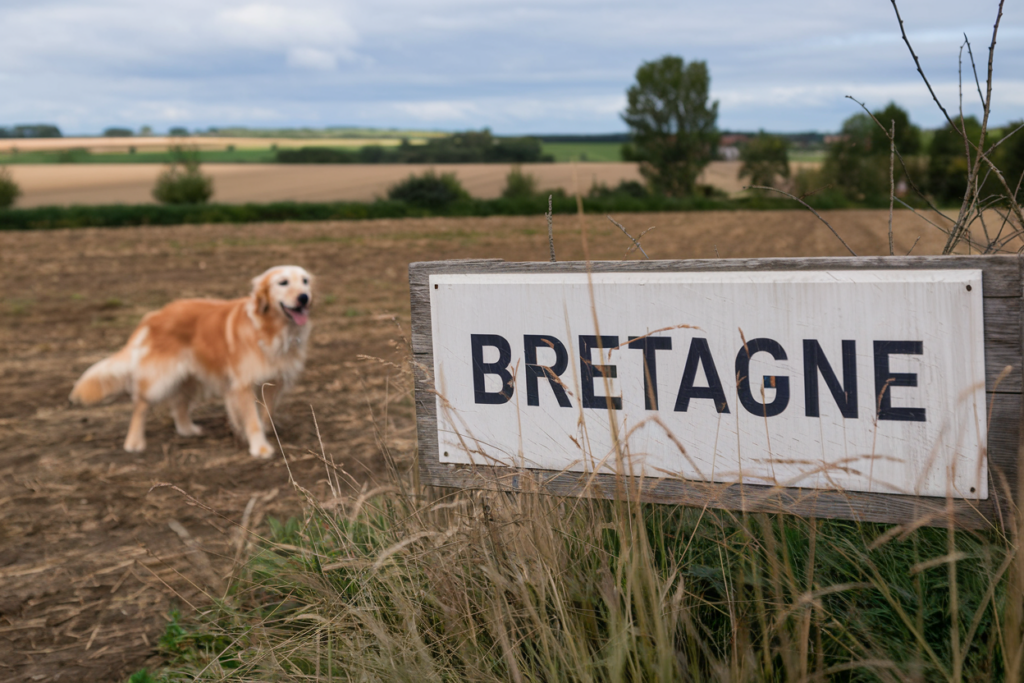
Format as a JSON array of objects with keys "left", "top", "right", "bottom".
[{"left": 297, "top": 293, "right": 309, "bottom": 306}]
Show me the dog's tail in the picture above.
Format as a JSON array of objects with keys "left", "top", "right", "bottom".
[{"left": 69, "top": 343, "right": 135, "bottom": 406}]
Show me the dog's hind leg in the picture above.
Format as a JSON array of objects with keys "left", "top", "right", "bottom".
[
  {"left": 171, "top": 379, "right": 203, "bottom": 437},
  {"left": 226, "top": 384, "right": 274, "bottom": 459},
  {"left": 124, "top": 398, "right": 150, "bottom": 452}
]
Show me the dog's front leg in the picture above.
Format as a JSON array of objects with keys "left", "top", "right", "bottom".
[{"left": 226, "top": 384, "right": 274, "bottom": 459}]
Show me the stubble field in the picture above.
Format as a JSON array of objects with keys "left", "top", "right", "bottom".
[
  {"left": 0, "top": 161, "right": 814, "bottom": 208},
  {"left": 0, "top": 209, "right": 954, "bottom": 681}
]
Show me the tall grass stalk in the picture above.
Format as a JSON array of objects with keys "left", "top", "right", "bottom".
[{"left": 156, "top": 398, "right": 1020, "bottom": 682}]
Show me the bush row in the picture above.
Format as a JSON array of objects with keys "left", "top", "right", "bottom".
[{"left": 0, "top": 192, "right": 843, "bottom": 231}]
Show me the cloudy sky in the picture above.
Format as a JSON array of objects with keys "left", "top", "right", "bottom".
[{"left": 1, "top": 0, "right": 1022, "bottom": 136}]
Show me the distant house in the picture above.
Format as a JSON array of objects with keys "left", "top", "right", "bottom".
[{"left": 718, "top": 133, "right": 749, "bottom": 161}]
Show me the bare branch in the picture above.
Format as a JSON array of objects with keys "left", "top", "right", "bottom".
[
  {"left": 546, "top": 194, "right": 556, "bottom": 262},
  {"left": 607, "top": 215, "right": 651, "bottom": 260},
  {"left": 889, "top": 0, "right": 960, "bottom": 133},
  {"left": 746, "top": 186, "right": 857, "bottom": 256}
]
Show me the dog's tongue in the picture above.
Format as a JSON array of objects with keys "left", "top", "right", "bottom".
[{"left": 289, "top": 308, "right": 309, "bottom": 326}]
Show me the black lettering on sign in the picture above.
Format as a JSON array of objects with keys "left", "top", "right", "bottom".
[
  {"left": 674, "top": 338, "right": 730, "bottom": 413},
  {"left": 735, "top": 338, "right": 790, "bottom": 417},
  {"left": 524, "top": 335, "right": 571, "bottom": 408},
  {"left": 803, "top": 340, "right": 858, "bottom": 419},
  {"left": 579, "top": 335, "right": 622, "bottom": 410},
  {"left": 874, "top": 341, "right": 926, "bottom": 422},
  {"left": 471, "top": 334, "right": 514, "bottom": 405},
  {"left": 628, "top": 336, "right": 672, "bottom": 410}
]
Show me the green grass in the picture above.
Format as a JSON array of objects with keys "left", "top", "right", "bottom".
[{"left": 541, "top": 141, "right": 625, "bottom": 162}]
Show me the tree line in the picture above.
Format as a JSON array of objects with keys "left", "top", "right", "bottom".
[
  {"left": 0, "top": 124, "right": 62, "bottom": 138},
  {"left": 620, "top": 55, "right": 1024, "bottom": 207},
  {"left": 276, "top": 130, "right": 553, "bottom": 165}
]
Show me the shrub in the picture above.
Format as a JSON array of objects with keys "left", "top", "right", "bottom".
[
  {"left": 0, "top": 166, "right": 21, "bottom": 208},
  {"left": 589, "top": 179, "right": 649, "bottom": 199},
  {"left": 738, "top": 131, "right": 790, "bottom": 187},
  {"left": 501, "top": 165, "right": 537, "bottom": 199},
  {"left": 387, "top": 170, "right": 469, "bottom": 210},
  {"left": 168, "top": 127, "right": 189, "bottom": 137},
  {"left": 152, "top": 146, "right": 213, "bottom": 205},
  {"left": 104, "top": 127, "right": 134, "bottom": 137}
]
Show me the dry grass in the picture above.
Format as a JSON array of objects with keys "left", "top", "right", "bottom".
[{"left": 151, "top": 350, "right": 1024, "bottom": 682}]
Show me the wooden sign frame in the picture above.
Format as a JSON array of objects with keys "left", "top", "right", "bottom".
[{"left": 409, "top": 256, "right": 1022, "bottom": 528}]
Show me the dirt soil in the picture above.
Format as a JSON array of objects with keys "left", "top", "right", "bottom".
[{"left": 0, "top": 209, "right": 950, "bottom": 681}]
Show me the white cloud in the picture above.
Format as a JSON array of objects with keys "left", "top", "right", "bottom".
[
  {"left": 287, "top": 47, "right": 338, "bottom": 71},
  {"left": 393, "top": 101, "right": 481, "bottom": 122},
  {"left": 0, "top": 0, "right": 1020, "bottom": 134},
  {"left": 215, "top": 3, "right": 358, "bottom": 49}
]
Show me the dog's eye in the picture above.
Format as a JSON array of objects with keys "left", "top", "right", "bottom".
[
  {"left": 279, "top": 280, "right": 288, "bottom": 286},
  {"left": 303, "top": 278, "right": 308, "bottom": 284}
]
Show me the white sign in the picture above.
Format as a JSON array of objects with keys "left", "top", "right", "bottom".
[{"left": 430, "top": 271, "right": 988, "bottom": 499}]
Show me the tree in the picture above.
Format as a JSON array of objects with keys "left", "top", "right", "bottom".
[
  {"left": 926, "top": 116, "right": 1006, "bottom": 204},
  {"left": 621, "top": 55, "right": 719, "bottom": 197},
  {"left": 819, "top": 104, "right": 922, "bottom": 203},
  {"left": 870, "top": 102, "right": 921, "bottom": 156},
  {"left": 997, "top": 121, "right": 1024, "bottom": 201},
  {"left": 738, "top": 131, "right": 790, "bottom": 187}
]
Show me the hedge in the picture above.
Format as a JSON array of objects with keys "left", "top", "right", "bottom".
[{"left": 0, "top": 193, "right": 873, "bottom": 231}]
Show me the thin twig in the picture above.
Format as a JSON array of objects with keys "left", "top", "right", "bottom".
[
  {"left": 625, "top": 226, "right": 657, "bottom": 258},
  {"left": 746, "top": 186, "right": 857, "bottom": 256},
  {"left": 889, "top": 119, "right": 895, "bottom": 256},
  {"left": 906, "top": 236, "right": 921, "bottom": 255},
  {"left": 964, "top": 34, "right": 986, "bottom": 110},
  {"left": 546, "top": 194, "right": 556, "bottom": 262},
  {"left": 607, "top": 215, "right": 650, "bottom": 259}
]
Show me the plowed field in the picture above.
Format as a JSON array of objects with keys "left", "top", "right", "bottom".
[{"left": 0, "top": 209, "right": 955, "bottom": 681}]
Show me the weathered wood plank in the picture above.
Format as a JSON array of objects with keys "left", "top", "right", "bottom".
[
  {"left": 420, "top": 466, "right": 999, "bottom": 529},
  {"left": 410, "top": 255, "right": 1022, "bottom": 528}
]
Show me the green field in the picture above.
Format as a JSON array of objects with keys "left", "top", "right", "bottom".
[
  {"left": 0, "top": 147, "right": 336, "bottom": 165},
  {"left": 540, "top": 141, "right": 624, "bottom": 162},
  {"left": 789, "top": 149, "right": 827, "bottom": 163}
]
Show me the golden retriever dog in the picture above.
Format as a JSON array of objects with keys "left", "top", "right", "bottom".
[{"left": 70, "top": 265, "right": 313, "bottom": 458}]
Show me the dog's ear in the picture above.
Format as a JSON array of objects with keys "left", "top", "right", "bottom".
[{"left": 251, "top": 273, "right": 271, "bottom": 315}]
